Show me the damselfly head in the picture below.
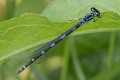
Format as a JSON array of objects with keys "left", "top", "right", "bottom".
[{"left": 91, "top": 7, "right": 101, "bottom": 18}]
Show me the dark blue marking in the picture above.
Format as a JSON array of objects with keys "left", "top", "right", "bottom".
[
  {"left": 86, "top": 17, "right": 92, "bottom": 21},
  {"left": 72, "top": 27, "right": 76, "bottom": 31},
  {"left": 85, "top": 20, "right": 90, "bottom": 23},
  {"left": 79, "top": 22, "right": 82, "bottom": 26},
  {"left": 60, "top": 34, "right": 66, "bottom": 39},
  {"left": 41, "top": 50, "right": 45, "bottom": 54},
  {"left": 81, "top": 19, "right": 85, "bottom": 24},
  {"left": 84, "top": 16, "right": 93, "bottom": 23},
  {"left": 85, "top": 21, "right": 88, "bottom": 24},
  {"left": 50, "top": 43, "right": 56, "bottom": 47}
]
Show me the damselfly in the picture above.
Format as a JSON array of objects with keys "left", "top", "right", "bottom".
[{"left": 17, "top": 7, "right": 101, "bottom": 74}]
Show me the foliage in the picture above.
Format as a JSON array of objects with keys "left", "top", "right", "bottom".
[{"left": 0, "top": 0, "right": 120, "bottom": 80}]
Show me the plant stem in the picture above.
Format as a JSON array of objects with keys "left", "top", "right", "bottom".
[
  {"left": 0, "top": 67, "right": 4, "bottom": 80},
  {"left": 108, "top": 31, "right": 116, "bottom": 68},
  {"left": 6, "top": 0, "right": 16, "bottom": 20},
  {"left": 70, "top": 38, "right": 87, "bottom": 80},
  {"left": 60, "top": 39, "right": 70, "bottom": 80}
]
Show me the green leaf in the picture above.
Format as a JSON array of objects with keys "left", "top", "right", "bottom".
[
  {"left": 0, "top": 12, "right": 120, "bottom": 62},
  {"left": 42, "top": 0, "right": 120, "bottom": 21},
  {"left": 0, "top": 13, "right": 73, "bottom": 61}
]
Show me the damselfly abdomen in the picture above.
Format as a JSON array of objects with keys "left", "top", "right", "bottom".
[{"left": 17, "top": 7, "right": 101, "bottom": 74}]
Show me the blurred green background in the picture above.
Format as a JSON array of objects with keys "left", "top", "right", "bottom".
[{"left": 0, "top": 0, "right": 120, "bottom": 80}]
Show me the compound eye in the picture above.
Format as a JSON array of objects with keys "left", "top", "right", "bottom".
[
  {"left": 91, "top": 7, "right": 96, "bottom": 11},
  {"left": 91, "top": 7, "right": 94, "bottom": 11}
]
